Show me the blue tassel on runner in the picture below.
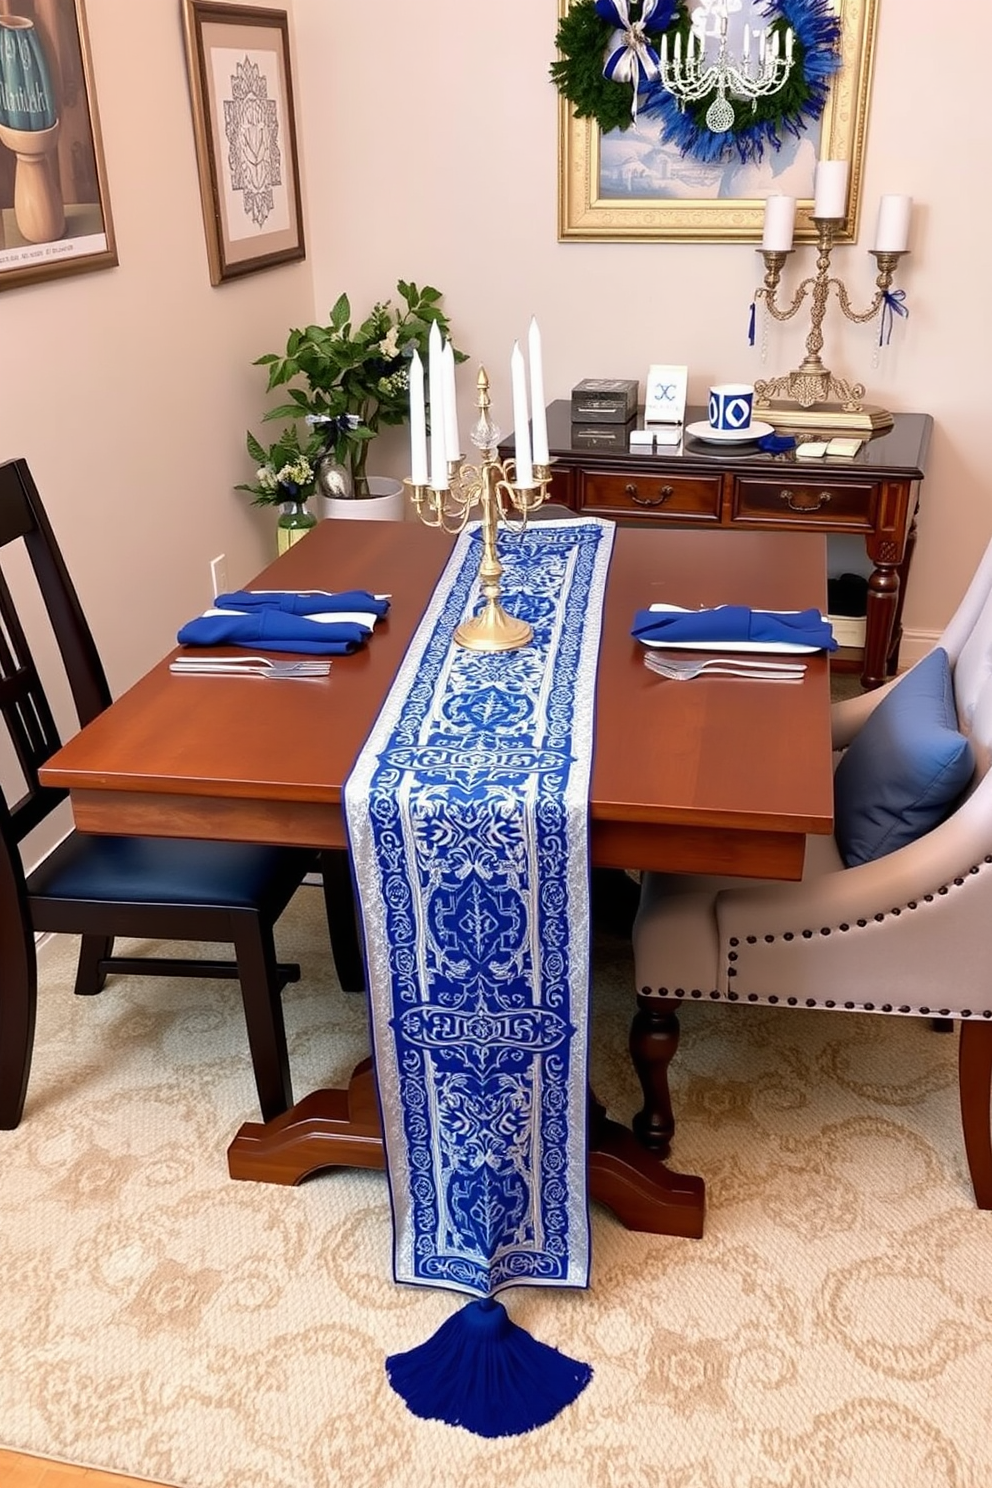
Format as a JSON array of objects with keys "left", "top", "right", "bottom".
[{"left": 385, "top": 1298, "right": 593, "bottom": 1438}]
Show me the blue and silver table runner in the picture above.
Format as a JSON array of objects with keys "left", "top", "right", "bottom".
[{"left": 344, "top": 518, "right": 614, "bottom": 1304}]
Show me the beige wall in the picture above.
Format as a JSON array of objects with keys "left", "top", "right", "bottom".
[
  {"left": 1, "top": 0, "right": 313, "bottom": 705},
  {"left": 3, "top": 0, "right": 990, "bottom": 732},
  {"left": 294, "top": 0, "right": 992, "bottom": 652}
]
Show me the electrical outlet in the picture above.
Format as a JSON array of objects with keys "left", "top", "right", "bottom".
[{"left": 209, "top": 554, "right": 228, "bottom": 599}]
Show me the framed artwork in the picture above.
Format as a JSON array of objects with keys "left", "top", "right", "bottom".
[
  {"left": 558, "top": 0, "right": 878, "bottom": 244},
  {"left": 182, "top": 1, "right": 305, "bottom": 285},
  {"left": 0, "top": 0, "right": 117, "bottom": 292}
]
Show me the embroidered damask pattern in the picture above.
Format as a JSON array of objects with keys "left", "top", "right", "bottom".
[
  {"left": 223, "top": 56, "right": 282, "bottom": 228},
  {"left": 346, "top": 521, "right": 613, "bottom": 1296}
]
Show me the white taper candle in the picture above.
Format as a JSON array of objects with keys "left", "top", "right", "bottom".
[
  {"left": 427, "top": 321, "right": 448, "bottom": 491},
  {"left": 528, "top": 317, "right": 549, "bottom": 466},
  {"left": 511, "top": 342, "right": 533, "bottom": 489},
  {"left": 441, "top": 339, "right": 460, "bottom": 463},
  {"left": 409, "top": 350, "right": 427, "bottom": 486}
]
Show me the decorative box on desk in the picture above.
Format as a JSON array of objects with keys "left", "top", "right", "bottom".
[
  {"left": 570, "top": 378, "right": 638, "bottom": 424},
  {"left": 500, "top": 401, "right": 934, "bottom": 691}
]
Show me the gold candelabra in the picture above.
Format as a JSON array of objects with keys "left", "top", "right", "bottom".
[
  {"left": 405, "top": 367, "right": 552, "bottom": 652},
  {"left": 753, "top": 218, "right": 908, "bottom": 433}
]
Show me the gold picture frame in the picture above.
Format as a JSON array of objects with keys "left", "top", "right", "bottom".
[
  {"left": 558, "top": 0, "right": 878, "bottom": 244},
  {"left": 0, "top": 0, "right": 117, "bottom": 293},
  {"left": 182, "top": 0, "right": 305, "bottom": 285}
]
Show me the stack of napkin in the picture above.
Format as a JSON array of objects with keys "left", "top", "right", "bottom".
[
  {"left": 631, "top": 604, "right": 836, "bottom": 651},
  {"left": 177, "top": 590, "right": 390, "bottom": 655}
]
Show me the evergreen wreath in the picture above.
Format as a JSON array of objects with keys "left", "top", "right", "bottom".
[{"left": 551, "top": 0, "right": 841, "bottom": 164}]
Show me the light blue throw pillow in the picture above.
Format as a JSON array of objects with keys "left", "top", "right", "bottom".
[{"left": 834, "top": 647, "right": 975, "bottom": 867}]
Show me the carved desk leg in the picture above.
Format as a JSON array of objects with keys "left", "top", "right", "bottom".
[
  {"left": 863, "top": 559, "right": 900, "bottom": 691},
  {"left": 630, "top": 993, "right": 679, "bottom": 1153}
]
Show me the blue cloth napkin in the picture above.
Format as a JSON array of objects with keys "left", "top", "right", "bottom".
[
  {"left": 757, "top": 433, "right": 797, "bottom": 453},
  {"left": 176, "top": 610, "right": 371, "bottom": 655},
  {"left": 631, "top": 605, "right": 837, "bottom": 651},
  {"left": 215, "top": 589, "right": 390, "bottom": 619}
]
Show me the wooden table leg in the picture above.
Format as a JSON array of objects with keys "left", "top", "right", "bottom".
[{"left": 228, "top": 1065, "right": 706, "bottom": 1239}]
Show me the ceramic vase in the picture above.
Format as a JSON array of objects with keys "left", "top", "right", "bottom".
[{"left": 0, "top": 17, "right": 63, "bottom": 244}]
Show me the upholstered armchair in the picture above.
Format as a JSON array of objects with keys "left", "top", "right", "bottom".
[{"left": 631, "top": 536, "right": 992, "bottom": 1210}]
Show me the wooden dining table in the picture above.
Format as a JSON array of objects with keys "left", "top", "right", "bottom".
[{"left": 40, "top": 518, "right": 835, "bottom": 1238}]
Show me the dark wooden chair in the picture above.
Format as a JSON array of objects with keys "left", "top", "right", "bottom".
[{"left": 0, "top": 457, "right": 360, "bottom": 1128}]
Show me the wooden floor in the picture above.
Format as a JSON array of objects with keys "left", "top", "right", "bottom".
[{"left": 0, "top": 1451, "right": 167, "bottom": 1487}]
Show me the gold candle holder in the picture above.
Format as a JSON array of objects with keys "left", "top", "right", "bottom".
[
  {"left": 405, "top": 366, "right": 552, "bottom": 652},
  {"left": 753, "top": 217, "right": 908, "bottom": 433}
]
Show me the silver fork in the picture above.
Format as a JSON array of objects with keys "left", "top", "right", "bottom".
[
  {"left": 643, "top": 654, "right": 805, "bottom": 682},
  {"left": 170, "top": 656, "right": 331, "bottom": 678}
]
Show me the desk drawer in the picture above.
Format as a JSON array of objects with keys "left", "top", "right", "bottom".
[
  {"left": 578, "top": 471, "right": 721, "bottom": 520},
  {"left": 733, "top": 475, "right": 878, "bottom": 530}
]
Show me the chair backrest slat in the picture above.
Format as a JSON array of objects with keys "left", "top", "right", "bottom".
[{"left": 0, "top": 459, "right": 110, "bottom": 848}]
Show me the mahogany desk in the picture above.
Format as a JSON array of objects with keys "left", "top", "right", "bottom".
[
  {"left": 40, "top": 521, "right": 834, "bottom": 1238},
  {"left": 502, "top": 403, "right": 933, "bottom": 690}
]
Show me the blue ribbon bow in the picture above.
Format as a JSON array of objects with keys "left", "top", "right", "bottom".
[
  {"left": 879, "top": 288, "right": 908, "bottom": 347},
  {"left": 596, "top": 0, "right": 666, "bottom": 116}
]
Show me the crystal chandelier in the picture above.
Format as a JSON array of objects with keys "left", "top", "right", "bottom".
[{"left": 659, "top": 0, "right": 795, "bottom": 135}]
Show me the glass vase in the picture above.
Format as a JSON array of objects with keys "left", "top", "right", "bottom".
[{"left": 276, "top": 501, "right": 317, "bottom": 555}]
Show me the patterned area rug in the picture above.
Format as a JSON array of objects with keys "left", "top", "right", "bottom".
[{"left": 2, "top": 888, "right": 990, "bottom": 1488}]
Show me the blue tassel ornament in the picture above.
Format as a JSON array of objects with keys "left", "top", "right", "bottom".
[{"left": 385, "top": 1298, "right": 593, "bottom": 1438}]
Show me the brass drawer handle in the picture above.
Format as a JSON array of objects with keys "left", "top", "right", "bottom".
[
  {"left": 780, "top": 487, "right": 832, "bottom": 512},
  {"left": 625, "top": 482, "right": 674, "bottom": 508}
]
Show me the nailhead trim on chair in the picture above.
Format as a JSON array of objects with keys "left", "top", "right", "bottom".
[{"left": 640, "top": 857, "right": 992, "bottom": 1011}]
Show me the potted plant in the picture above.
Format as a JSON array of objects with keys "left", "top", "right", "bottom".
[
  {"left": 235, "top": 425, "right": 319, "bottom": 554},
  {"left": 246, "top": 280, "right": 466, "bottom": 518}
]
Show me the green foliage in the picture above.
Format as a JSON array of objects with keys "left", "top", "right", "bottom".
[
  {"left": 551, "top": 0, "right": 669, "bottom": 136},
  {"left": 248, "top": 280, "right": 466, "bottom": 491},
  {"left": 234, "top": 425, "right": 320, "bottom": 508}
]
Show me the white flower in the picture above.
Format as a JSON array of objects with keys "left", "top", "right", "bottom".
[
  {"left": 275, "top": 456, "right": 314, "bottom": 487},
  {"left": 256, "top": 465, "right": 279, "bottom": 492},
  {"left": 378, "top": 326, "right": 400, "bottom": 358}
]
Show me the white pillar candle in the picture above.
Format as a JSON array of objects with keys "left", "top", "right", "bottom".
[
  {"left": 813, "top": 159, "right": 849, "bottom": 219},
  {"left": 762, "top": 194, "right": 795, "bottom": 251},
  {"left": 511, "top": 342, "right": 533, "bottom": 489},
  {"left": 441, "top": 338, "right": 460, "bottom": 462},
  {"left": 528, "top": 317, "right": 549, "bottom": 466},
  {"left": 409, "top": 350, "right": 428, "bottom": 487},
  {"left": 427, "top": 321, "right": 448, "bottom": 491},
  {"left": 874, "top": 194, "right": 912, "bottom": 253}
]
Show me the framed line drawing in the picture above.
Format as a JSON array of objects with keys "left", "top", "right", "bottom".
[
  {"left": 0, "top": 0, "right": 117, "bottom": 292},
  {"left": 558, "top": 0, "right": 877, "bottom": 244},
  {"left": 182, "top": 1, "right": 305, "bottom": 285}
]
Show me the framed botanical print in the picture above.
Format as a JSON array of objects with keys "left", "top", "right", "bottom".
[
  {"left": 557, "top": 0, "right": 878, "bottom": 244},
  {"left": 0, "top": 0, "right": 117, "bottom": 292},
  {"left": 182, "top": 1, "right": 305, "bottom": 285}
]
